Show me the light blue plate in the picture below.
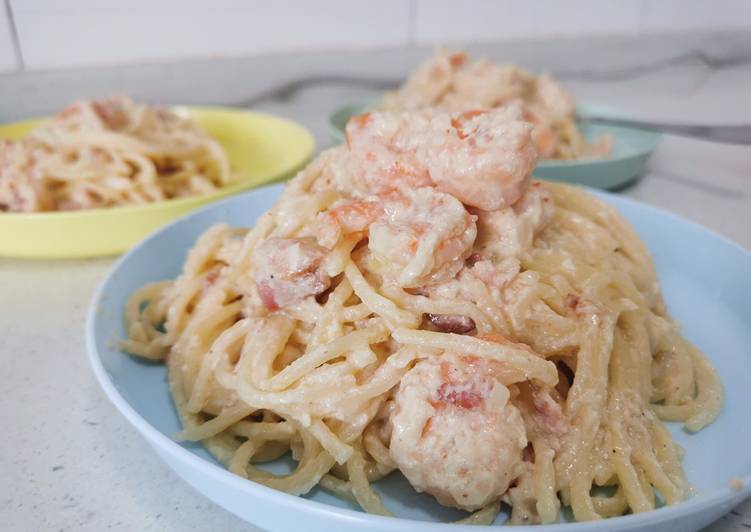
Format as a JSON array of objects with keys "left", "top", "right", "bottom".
[
  {"left": 87, "top": 184, "right": 751, "bottom": 532},
  {"left": 329, "top": 102, "right": 661, "bottom": 190}
]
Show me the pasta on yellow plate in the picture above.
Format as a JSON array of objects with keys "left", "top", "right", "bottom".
[
  {"left": 122, "top": 105, "right": 722, "bottom": 525},
  {"left": 382, "top": 49, "right": 612, "bottom": 161},
  {"left": 0, "top": 96, "right": 232, "bottom": 212}
]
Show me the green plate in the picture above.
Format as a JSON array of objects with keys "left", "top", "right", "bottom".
[{"left": 329, "top": 101, "right": 661, "bottom": 190}]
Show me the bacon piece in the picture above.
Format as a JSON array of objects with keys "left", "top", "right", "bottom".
[
  {"left": 255, "top": 271, "right": 329, "bottom": 311},
  {"left": 465, "top": 253, "right": 484, "bottom": 267},
  {"left": 251, "top": 237, "right": 330, "bottom": 310},
  {"left": 448, "top": 52, "right": 467, "bottom": 68},
  {"left": 435, "top": 383, "right": 484, "bottom": 409},
  {"left": 92, "top": 99, "right": 129, "bottom": 130},
  {"left": 256, "top": 280, "right": 279, "bottom": 311},
  {"left": 565, "top": 293, "right": 580, "bottom": 310},
  {"left": 426, "top": 313, "right": 476, "bottom": 334},
  {"left": 202, "top": 267, "right": 222, "bottom": 289},
  {"left": 531, "top": 391, "right": 568, "bottom": 437}
]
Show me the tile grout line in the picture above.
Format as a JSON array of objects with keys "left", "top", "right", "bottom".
[{"left": 4, "top": 0, "right": 24, "bottom": 71}]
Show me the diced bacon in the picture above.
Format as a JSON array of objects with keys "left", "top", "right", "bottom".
[
  {"left": 435, "top": 383, "right": 484, "bottom": 409},
  {"left": 251, "top": 237, "right": 331, "bottom": 310},
  {"left": 256, "top": 272, "right": 329, "bottom": 311},
  {"left": 465, "top": 253, "right": 484, "bottom": 267},
  {"left": 448, "top": 52, "right": 467, "bottom": 69},
  {"left": 256, "top": 280, "right": 279, "bottom": 311},
  {"left": 531, "top": 391, "right": 568, "bottom": 437},
  {"left": 202, "top": 267, "right": 222, "bottom": 289},
  {"left": 92, "top": 98, "right": 129, "bottom": 130},
  {"left": 565, "top": 293, "right": 580, "bottom": 310},
  {"left": 426, "top": 313, "right": 476, "bottom": 334}
]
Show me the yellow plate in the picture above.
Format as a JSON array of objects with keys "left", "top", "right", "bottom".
[{"left": 0, "top": 106, "right": 315, "bottom": 258}]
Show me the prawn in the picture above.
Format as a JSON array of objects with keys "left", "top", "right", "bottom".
[
  {"left": 381, "top": 50, "right": 467, "bottom": 111},
  {"left": 345, "top": 106, "right": 538, "bottom": 211},
  {"left": 318, "top": 187, "right": 477, "bottom": 288},
  {"left": 532, "top": 73, "right": 575, "bottom": 123},
  {"left": 474, "top": 181, "right": 554, "bottom": 260},
  {"left": 523, "top": 107, "right": 558, "bottom": 159},
  {"left": 389, "top": 353, "right": 528, "bottom": 511}
]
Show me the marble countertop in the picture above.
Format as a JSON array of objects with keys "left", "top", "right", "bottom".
[{"left": 1, "top": 30, "right": 750, "bottom": 532}]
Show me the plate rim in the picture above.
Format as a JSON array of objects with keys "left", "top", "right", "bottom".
[{"left": 86, "top": 183, "right": 751, "bottom": 531}]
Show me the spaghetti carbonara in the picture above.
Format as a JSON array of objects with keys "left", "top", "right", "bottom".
[
  {"left": 382, "top": 50, "right": 612, "bottom": 161},
  {"left": 122, "top": 106, "right": 722, "bottom": 525},
  {"left": 0, "top": 96, "right": 232, "bottom": 212}
]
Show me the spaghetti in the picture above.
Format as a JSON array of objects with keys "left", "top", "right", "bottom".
[
  {"left": 382, "top": 49, "right": 612, "bottom": 161},
  {"left": 122, "top": 106, "right": 721, "bottom": 524},
  {"left": 0, "top": 96, "right": 232, "bottom": 212}
]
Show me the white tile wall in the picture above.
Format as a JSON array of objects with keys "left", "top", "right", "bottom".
[
  {"left": 414, "top": 0, "right": 643, "bottom": 44},
  {"left": 2, "top": 0, "right": 751, "bottom": 73},
  {"left": 0, "top": 0, "right": 19, "bottom": 72},
  {"left": 640, "top": 0, "right": 751, "bottom": 31},
  {"left": 10, "top": 0, "right": 411, "bottom": 70}
]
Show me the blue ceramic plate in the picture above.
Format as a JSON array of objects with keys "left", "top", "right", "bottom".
[
  {"left": 329, "top": 102, "right": 661, "bottom": 190},
  {"left": 87, "top": 184, "right": 751, "bottom": 532}
]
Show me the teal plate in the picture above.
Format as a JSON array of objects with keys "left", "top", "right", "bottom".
[
  {"left": 329, "top": 102, "right": 661, "bottom": 190},
  {"left": 88, "top": 184, "right": 750, "bottom": 532}
]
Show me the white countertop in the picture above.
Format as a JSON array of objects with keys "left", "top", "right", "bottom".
[{"left": 1, "top": 31, "right": 750, "bottom": 532}]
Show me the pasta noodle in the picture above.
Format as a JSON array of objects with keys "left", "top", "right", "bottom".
[
  {"left": 381, "top": 49, "right": 612, "bottom": 160},
  {"left": 0, "top": 96, "right": 232, "bottom": 212},
  {"left": 122, "top": 105, "right": 721, "bottom": 525}
]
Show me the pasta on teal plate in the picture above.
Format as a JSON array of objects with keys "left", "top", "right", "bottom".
[{"left": 329, "top": 50, "right": 660, "bottom": 190}]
